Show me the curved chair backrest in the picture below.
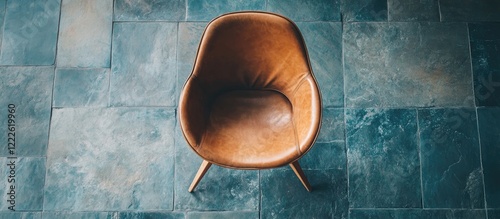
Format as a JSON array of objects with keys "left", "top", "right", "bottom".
[{"left": 190, "top": 11, "right": 313, "bottom": 98}]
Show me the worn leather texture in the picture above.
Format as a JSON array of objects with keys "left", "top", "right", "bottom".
[{"left": 179, "top": 11, "right": 322, "bottom": 169}]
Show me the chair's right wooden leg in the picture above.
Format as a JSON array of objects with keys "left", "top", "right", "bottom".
[
  {"left": 188, "top": 160, "right": 212, "bottom": 192},
  {"left": 289, "top": 161, "right": 312, "bottom": 192}
]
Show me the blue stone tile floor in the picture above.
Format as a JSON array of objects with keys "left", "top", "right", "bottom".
[{"left": 0, "top": 0, "right": 499, "bottom": 218}]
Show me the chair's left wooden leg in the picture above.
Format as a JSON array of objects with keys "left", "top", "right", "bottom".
[
  {"left": 289, "top": 161, "right": 312, "bottom": 192},
  {"left": 188, "top": 160, "right": 212, "bottom": 192}
]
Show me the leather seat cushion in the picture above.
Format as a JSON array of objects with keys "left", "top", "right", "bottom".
[{"left": 196, "top": 89, "right": 299, "bottom": 168}]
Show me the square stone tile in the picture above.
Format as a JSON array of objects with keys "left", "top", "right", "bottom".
[
  {"left": 349, "top": 209, "right": 487, "bottom": 219},
  {"left": 174, "top": 125, "right": 260, "bottom": 211},
  {"left": 260, "top": 168, "right": 348, "bottom": 219},
  {"left": 299, "top": 141, "right": 345, "bottom": 170},
  {"left": 0, "top": 212, "right": 41, "bottom": 219},
  {"left": 53, "top": 68, "right": 109, "bottom": 107},
  {"left": 118, "top": 212, "right": 185, "bottom": 219},
  {"left": 187, "top": 211, "right": 258, "bottom": 219},
  {"left": 346, "top": 109, "right": 421, "bottom": 208},
  {"left": 114, "top": 0, "right": 186, "bottom": 21},
  {"left": 0, "top": 0, "right": 60, "bottom": 65},
  {"left": 0, "top": 67, "right": 54, "bottom": 156},
  {"left": 440, "top": 0, "right": 500, "bottom": 22},
  {"left": 419, "top": 108, "right": 484, "bottom": 208},
  {"left": 477, "top": 108, "right": 500, "bottom": 208},
  {"left": 296, "top": 22, "right": 343, "bottom": 107},
  {"left": 57, "top": 0, "right": 113, "bottom": 68},
  {"left": 344, "top": 22, "right": 473, "bottom": 108},
  {"left": 0, "top": 157, "right": 45, "bottom": 211},
  {"left": 350, "top": 209, "right": 422, "bottom": 219},
  {"left": 110, "top": 22, "right": 177, "bottom": 107},
  {"left": 469, "top": 23, "right": 500, "bottom": 107},
  {"left": 267, "top": 0, "right": 340, "bottom": 21},
  {"left": 388, "top": 0, "right": 439, "bottom": 21},
  {"left": 186, "top": 0, "right": 265, "bottom": 21},
  {"left": 177, "top": 22, "right": 207, "bottom": 97},
  {"left": 341, "top": 0, "right": 387, "bottom": 22},
  {"left": 422, "top": 210, "right": 486, "bottom": 218},
  {"left": 45, "top": 108, "right": 176, "bottom": 210},
  {"left": 43, "top": 212, "right": 117, "bottom": 219}
]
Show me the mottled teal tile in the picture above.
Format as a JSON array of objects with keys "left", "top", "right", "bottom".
[
  {"left": 118, "top": 212, "right": 185, "bottom": 219},
  {"left": 489, "top": 210, "right": 500, "bottom": 219},
  {"left": 186, "top": 0, "right": 265, "bottom": 21},
  {"left": 45, "top": 108, "right": 176, "bottom": 210},
  {"left": 0, "top": 212, "right": 41, "bottom": 219},
  {"left": 111, "top": 22, "right": 177, "bottom": 107},
  {"left": 43, "top": 212, "right": 117, "bottom": 219},
  {"left": 350, "top": 209, "right": 421, "bottom": 219},
  {"left": 419, "top": 108, "right": 484, "bottom": 208},
  {"left": 477, "top": 108, "right": 500, "bottom": 208},
  {"left": 261, "top": 169, "right": 347, "bottom": 219},
  {"left": 469, "top": 23, "right": 500, "bottom": 41},
  {"left": 440, "top": 0, "right": 500, "bottom": 22},
  {"left": 0, "top": 0, "right": 60, "bottom": 65},
  {"left": 267, "top": 0, "right": 340, "bottom": 21},
  {"left": 0, "top": 0, "right": 6, "bottom": 49},
  {"left": 341, "top": 0, "right": 387, "bottom": 22},
  {"left": 297, "top": 22, "right": 343, "bottom": 107},
  {"left": 423, "top": 210, "right": 486, "bottom": 218},
  {"left": 469, "top": 23, "right": 500, "bottom": 107},
  {"left": 57, "top": 0, "right": 112, "bottom": 68},
  {"left": 350, "top": 209, "right": 486, "bottom": 219},
  {"left": 114, "top": 0, "right": 185, "bottom": 21},
  {"left": 53, "top": 68, "right": 109, "bottom": 107},
  {"left": 346, "top": 109, "right": 421, "bottom": 208},
  {"left": 177, "top": 22, "right": 206, "bottom": 97},
  {"left": 344, "top": 22, "right": 473, "bottom": 108},
  {"left": 317, "top": 108, "right": 344, "bottom": 142},
  {"left": 388, "top": 0, "right": 439, "bottom": 21},
  {"left": 187, "top": 211, "right": 257, "bottom": 219},
  {"left": 0, "top": 157, "right": 45, "bottom": 211},
  {"left": 174, "top": 124, "right": 259, "bottom": 211},
  {"left": 300, "top": 141, "right": 345, "bottom": 170},
  {"left": 0, "top": 67, "right": 54, "bottom": 156}
]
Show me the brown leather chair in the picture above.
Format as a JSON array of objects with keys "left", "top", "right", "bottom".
[{"left": 179, "top": 11, "right": 322, "bottom": 192}]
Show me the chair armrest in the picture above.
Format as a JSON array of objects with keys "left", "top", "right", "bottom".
[
  {"left": 179, "top": 76, "right": 209, "bottom": 148},
  {"left": 291, "top": 75, "right": 322, "bottom": 154}
]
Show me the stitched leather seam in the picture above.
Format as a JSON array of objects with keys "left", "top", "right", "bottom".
[{"left": 290, "top": 74, "right": 311, "bottom": 155}]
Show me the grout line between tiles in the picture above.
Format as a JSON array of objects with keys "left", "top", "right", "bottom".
[
  {"left": 259, "top": 169, "right": 262, "bottom": 219},
  {"left": 438, "top": 0, "right": 442, "bottom": 22},
  {"left": 386, "top": 0, "right": 390, "bottom": 22},
  {"left": 108, "top": 2, "right": 116, "bottom": 108},
  {"left": 172, "top": 21, "right": 180, "bottom": 211},
  {"left": 42, "top": 0, "right": 63, "bottom": 212},
  {"left": 416, "top": 109, "right": 425, "bottom": 208},
  {"left": 172, "top": 108, "right": 177, "bottom": 211},
  {"left": 475, "top": 99, "right": 489, "bottom": 219},
  {"left": 466, "top": 23, "right": 489, "bottom": 217},
  {"left": 341, "top": 21, "right": 351, "bottom": 219},
  {"left": 184, "top": 0, "right": 188, "bottom": 22},
  {"left": 53, "top": 0, "right": 63, "bottom": 67}
]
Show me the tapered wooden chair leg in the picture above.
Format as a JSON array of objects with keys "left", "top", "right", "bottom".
[
  {"left": 188, "top": 160, "right": 212, "bottom": 192},
  {"left": 289, "top": 161, "right": 312, "bottom": 192}
]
